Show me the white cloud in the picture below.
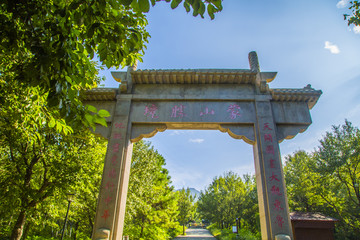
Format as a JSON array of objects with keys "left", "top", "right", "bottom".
[
  {"left": 169, "top": 130, "right": 195, "bottom": 136},
  {"left": 336, "top": 0, "right": 349, "bottom": 8},
  {"left": 189, "top": 138, "right": 204, "bottom": 143},
  {"left": 169, "top": 130, "right": 182, "bottom": 135},
  {"left": 353, "top": 25, "right": 360, "bottom": 34},
  {"left": 324, "top": 41, "right": 340, "bottom": 54}
]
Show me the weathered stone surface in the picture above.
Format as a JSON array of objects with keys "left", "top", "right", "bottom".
[{"left": 86, "top": 52, "right": 321, "bottom": 240}]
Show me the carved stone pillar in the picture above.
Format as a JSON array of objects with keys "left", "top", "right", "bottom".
[
  {"left": 92, "top": 96, "right": 133, "bottom": 240},
  {"left": 253, "top": 99, "right": 293, "bottom": 240}
]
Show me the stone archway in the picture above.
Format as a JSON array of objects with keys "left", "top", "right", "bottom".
[{"left": 84, "top": 52, "right": 321, "bottom": 240}]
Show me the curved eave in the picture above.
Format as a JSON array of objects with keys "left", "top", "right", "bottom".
[
  {"left": 271, "top": 88, "right": 322, "bottom": 109},
  {"left": 83, "top": 88, "right": 117, "bottom": 101},
  {"left": 131, "top": 69, "right": 257, "bottom": 84}
]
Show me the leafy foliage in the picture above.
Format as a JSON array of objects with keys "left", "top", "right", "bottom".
[
  {"left": 284, "top": 120, "right": 360, "bottom": 240},
  {"left": 197, "top": 172, "right": 260, "bottom": 235},
  {"left": 208, "top": 223, "right": 259, "bottom": 240},
  {"left": 344, "top": 1, "right": 360, "bottom": 27},
  {"left": 177, "top": 188, "right": 196, "bottom": 235},
  {"left": 0, "top": 83, "right": 108, "bottom": 240},
  {"left": 0, "top": 0, "right": 222, "bottom": 131},
  {"left": 123, "top": 140, "right": 181, "bottom": 240},
  {"left": 284, "top": 151, "right": 322, "bottom": 212}
]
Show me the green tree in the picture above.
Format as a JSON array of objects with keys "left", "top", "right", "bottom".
[
  {"left": 123, "top": 140, "right": 180, "bottom": 240},
  {"left": 17, "top": 134, "right": 106, "bottom": 240},
  {"left": 197, "top": 172, "right": 259, "bottom": 234},
  {"left": 314, "top": 120, "right": 360, "bottom": 238},
  {"left": 177, "top": 188, "right": 196, "bottom": 235},
  {"left": 0, "top": 0, "right": 222, "bottom": 131},
  {"left": 0, "top": 82, "right": 107, "bottom": 240},
  {"left": 284, "top": 150, "right": 322, "bottom": 213},
  {"left": 284, "top": 121, "right": 360, "bottom": 239}
]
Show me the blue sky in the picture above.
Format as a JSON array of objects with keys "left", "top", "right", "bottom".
[{"left": 101, "top": 0, "right": 360, "bottom": 191}]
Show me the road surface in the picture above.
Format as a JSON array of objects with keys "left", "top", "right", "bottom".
[{"left": 173, "top": 228, "right": 217, "bottom": 240}]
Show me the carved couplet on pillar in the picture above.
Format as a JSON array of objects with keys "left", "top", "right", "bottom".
[
  {"left": 254, "top": 100, "right": 293, "bottom": 240},
  {"left": 93, "top": 98, "right": 133, "bottom": 240}
]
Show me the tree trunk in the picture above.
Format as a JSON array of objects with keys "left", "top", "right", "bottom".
[
  {"left": 139, "top": 225, "right": 144, "bottom": 239},
  {"left": 183, "top": 224, "right": 185, "bottom": 235},
  {"left": 22, "top": 222, "right": 31, "bottom": 240},
  {"left": 74, "top": 221, "right": 79, "bottom": 240},
  {"left": 10, "top": 210, "right": 26, "bottom": 240}
]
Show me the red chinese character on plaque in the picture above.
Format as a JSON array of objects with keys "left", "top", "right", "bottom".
[
  {"left": 115, "top": 122, "right": 125, "bottom": 128},
  {"left": 105, "top": 181, "right": 115, "bottom": 191},
  {"left": 266, "top": 145, "right": 275, "bottom": 155},
  {"left": 264, "top": 134, "right": 273, "bottom": 142},
  {"left": 200, "top": 107, "right": 215, "bottom": 116},
  {"left": 112, "top": 143, "right": 120, "bottom": 153},
  {"left": 274, "top": 199, "right": 284, "bottom": 211},
  {"left": 113, "top": 133, "right": 122, "bottom": 139},
  {"left": 101, "top": 210, "right": 110, "bottom": 221},
  {"left": 264, "top": 123, "right": 272, "bottom": 131},
  {"left": 269, "top": 172, "right": 280, "bottom": 182},
  {"left": 111, "top": 155, "right": 117, "bottom": 165},
  {"left": 105, "top": 196, "right": 112, "bottom": 205},
  {"left": 144, "top": 104, "right": 159, "bottom": 119},
  {"left": 270, "top": 185, "right": 282, "bottom": 196},
  {"left": 269, "top": 159, "right": 276, "bottom": 168},
  {"left": 108, "top": 169, "right": 116, "bottom": 178},
  {"left": 275, "top": 215, "right": 284, "bottom": 228},
  {"left": 227, "top": 104, "right": 242, "bottom": 119},
  {"left": 171, "top": 104, "right": 186, "bottom": 118}
]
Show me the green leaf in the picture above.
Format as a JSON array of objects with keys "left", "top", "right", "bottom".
[
  {"left": 207, "top": 4, "right": 215, "bottom": 20},
  {"left": 49, "top": 118, "right": 56, "bottom": 128},
  {"left": 138, "top": 0, "right": 150, "bottom": 12},
  {"left": 55, "top": 121, "right": 63, "bottom": 133},
  {"left": 171, "top": 0, "right": 182, "bottom": 9},
  {"left": 192, "top": 0, "right": 200, "bottom": 12},
  {"left": 85, "top": 113, "right": 93, "bottom": 124},
  {"left": 93, "top": 116, "right": 107, "bottom": 127},
  {"left": 86, "top": 105, "right": 97, "bottom": 113},
  {"left": 120, "top": 0, "right": 134, "bottom": 6},
  {"left": 98, "top": 109, "right": 110, "bottom": 117},
  {"left": 183, "top": 1, "right": 190, "bottom": 12},
  {"left": 198, "top": 2, "right": 205, "bottom": 17},
  {"left": 212, "top": 0, "right": 222, "bottom": 10},
  {"left": 65, "top": 76, "right": 72, "bottom": 84}
]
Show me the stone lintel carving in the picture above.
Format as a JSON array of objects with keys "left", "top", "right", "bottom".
[
  {"left": 110, "top": 72, "right": 128, "bottom": 93},
  {"left": 260, "top": 72, "right": 277, "bottom": 83},
  {"left": 119, "top": 81, "right": 128, "bottom": 93},
  {"left": 83, "top": 88, "right": 117, "bottom": 101},
  {"left": 276, "top": 124, "right": 309, "bottom": 143},
  {"left": 219, "top": 124, "right": 255, "bottom": 145},
  {"left": 111, "top": 72, "right": 126, "bottom": 83},
  {"left": 129, "top": 69, "right": 256, "bottom": 85},
  {"left": 271, "top": 85, "right": 322, "bottom": 109},
  {"left": 275, "top": 234, "right": 291, "bottom": 240},
  {"left": 94, "top": 228, "right": 110, "bottom": 240},
  {"left": 130, "top": 124, "right": 167, "bottom": 143}
]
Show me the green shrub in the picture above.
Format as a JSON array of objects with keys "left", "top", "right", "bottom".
[{"left": 207, "top": 223, "right": 260, "bottom": 240}]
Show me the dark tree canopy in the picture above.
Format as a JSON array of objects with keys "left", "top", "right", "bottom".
[{"left": 0, "top": 0, "right": 223, "bottom": 132}]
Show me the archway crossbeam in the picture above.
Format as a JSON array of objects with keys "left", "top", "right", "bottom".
[{"left": 84, "top": 52, "right": 321, "bottom": 240}]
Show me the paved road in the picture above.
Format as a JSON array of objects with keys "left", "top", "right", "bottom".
[{"left": 173, "top": 228, "right": 217, "bottom": 240}]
